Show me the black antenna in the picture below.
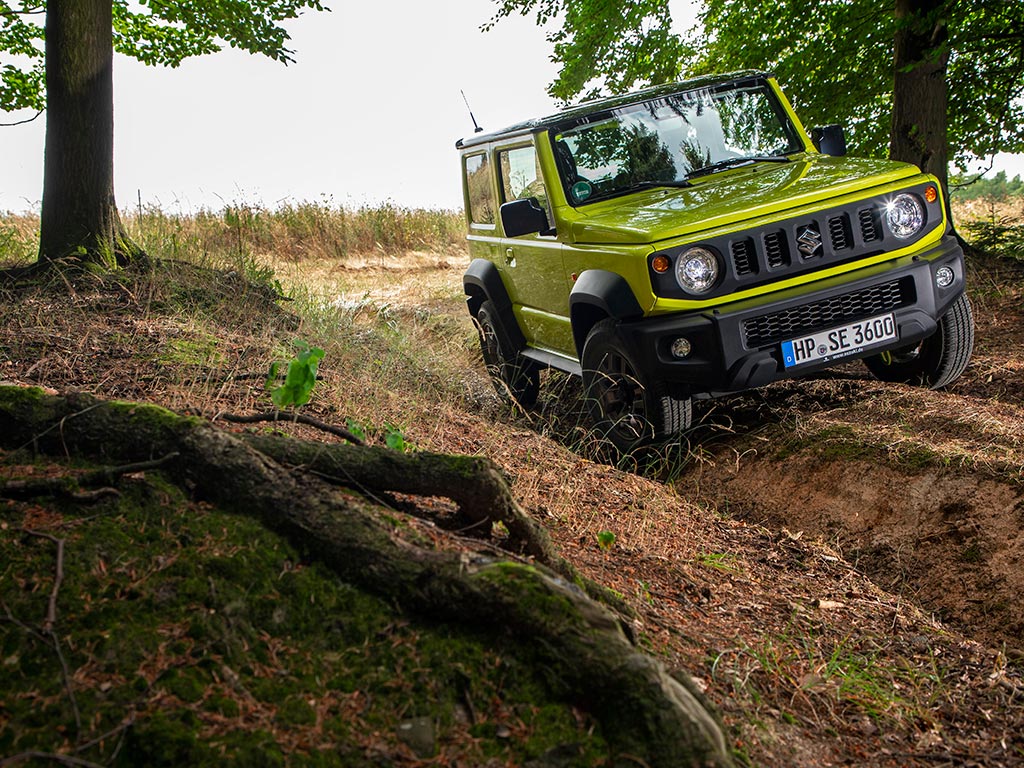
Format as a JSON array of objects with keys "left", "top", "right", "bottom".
[{"left": 460, "top": 89, "right": 484, "bottom": 134}]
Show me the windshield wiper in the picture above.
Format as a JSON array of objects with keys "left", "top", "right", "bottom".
[
  {"left": 686, "top": 155, "right": 791, "bottom": 180},
  {"left": 621, "top": 179, "right": 694, "bottom": 192}
]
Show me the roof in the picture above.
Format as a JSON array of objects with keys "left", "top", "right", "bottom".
[{"left": 455, "top": 71, "right": 770, "bottom": 149}]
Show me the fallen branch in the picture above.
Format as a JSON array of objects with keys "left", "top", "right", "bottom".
[
  {"left": 216, "top": 410, "right": 364, "bottom": 445},
  {"left": 0, "top": 387, "right": 732, "bottom": 767},
  {"left": 0, "top": 453, "right": 178, "bottom": 500}
]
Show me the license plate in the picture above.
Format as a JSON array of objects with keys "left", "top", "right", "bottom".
[{"left": 781, "top": 312, "right": 897, "bottom": 369}]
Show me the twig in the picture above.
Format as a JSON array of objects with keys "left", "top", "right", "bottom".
[
  {"left": 3, "top": 534, "right": 82, "bottom": 734},
  {"left": 0, "top": 752, "right": 106, "bottom": 768},
  {"left": 216, "top": 410, "right": 364, "bottom": 445},
  {"left": 20, "top": 530, "right": 64, "bottom": 631},
  {"left": 71, "top": 716, "right": 135, "bottom": 755},
  {"left": 0, "top": 110, "right": 43, "bottom": 127},
  {"left": 0, "top": 452, "right": 179, "bottom": 500}
]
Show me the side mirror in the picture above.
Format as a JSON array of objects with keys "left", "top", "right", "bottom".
[
  {"left": 500, "top": 198, "right": 549, "bottom": 237},
  {"left": 811, "top": 124, "right": 847, "bottom": 157}
]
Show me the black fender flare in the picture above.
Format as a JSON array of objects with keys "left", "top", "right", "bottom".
[
  {"left": 463, "top": 258, "right": 526, "bottom": 351},
  {"left": 569, "top": 270, "right": 644, "bottom": 358}
]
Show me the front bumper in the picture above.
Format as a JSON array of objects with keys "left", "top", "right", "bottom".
[{"left": 616, "top": 234, "right": 967, "bottom": 398}]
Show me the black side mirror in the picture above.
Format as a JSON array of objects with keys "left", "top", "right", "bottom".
[
  {"left": 811, "top": 124, "right": 847, "bottom": 157},
  {"left": 500, "top": 198, "right": 549, "bottom": 237}
]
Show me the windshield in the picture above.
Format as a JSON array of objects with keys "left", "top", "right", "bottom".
[{"left": 551, "top": 82, "right": 803, "bottom": 205}]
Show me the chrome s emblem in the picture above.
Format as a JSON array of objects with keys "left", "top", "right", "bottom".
[{"left": 797, "top": 225, "right": 823, "bottom": 257}]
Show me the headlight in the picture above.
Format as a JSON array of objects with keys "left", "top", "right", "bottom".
[
  {"left": 885, "top": 194, "right": 925, "bottom": 239},
  {"left": 675, "top": 247, "right": 719, "bottom": 294}
]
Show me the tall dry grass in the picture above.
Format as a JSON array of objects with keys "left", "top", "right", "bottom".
[{"left": 0, "top": 201, "right": 466, "bottom": 266}]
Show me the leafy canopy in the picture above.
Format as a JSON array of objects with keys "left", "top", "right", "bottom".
[
  {"left": 486, "top": 0, "right": 687, "bottom": 102},
  {"left": 0, "top": 0, "right": 327, "bottom": 112},
  {"left": 490, "top": 0, "right": 1024, "bottom": 168},
  {"left": 689, "top": 0, "right": 1024, "bottom": 170}
]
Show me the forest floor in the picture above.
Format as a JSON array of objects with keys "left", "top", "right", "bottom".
[{"left": 1, "top": 207, "right": 1023, "bottom": 766}]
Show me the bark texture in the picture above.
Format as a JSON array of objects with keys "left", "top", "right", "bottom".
[
  {"left": 0, "top": 386, "right": 733, "bottom": 767},
  {"left": 890, "top": 0, "right": 950, "bottom": 191},
  {"left": 39, "top": 0, "right": 133, "bottom": 267}
]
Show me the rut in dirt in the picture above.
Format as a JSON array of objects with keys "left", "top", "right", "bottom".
[{"left": 674, "top": 365, "right": 1024, "bottom": 654}]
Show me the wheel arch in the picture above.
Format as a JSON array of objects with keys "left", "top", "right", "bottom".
[
  {"left": 569, "top": 270, "right": 644, "bottom": 358},
  {"left": 463, "top": 258, "right": 526, "bottom": 350}
]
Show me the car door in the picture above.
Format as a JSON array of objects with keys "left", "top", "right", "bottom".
[{"left": 495, "top": 141, "right": 574, "bottom": 356}]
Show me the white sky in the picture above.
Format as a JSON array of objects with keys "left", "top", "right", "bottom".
[{"left": 1, "top": 0, "right": 1021, "bottom": 214}]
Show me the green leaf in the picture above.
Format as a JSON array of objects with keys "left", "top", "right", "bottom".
[
  {"left": 383, "top": 425, "right": 407, "bottom": 452},
  {"left": 597, "top": 530, "right": 616, "bottom": 551}
]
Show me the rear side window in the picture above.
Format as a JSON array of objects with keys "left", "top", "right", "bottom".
[
  {"left": 464, "top": 153, "right": 495, "bottom": 225},
  {"left": 498, "top": 144, "right": 551, "bottom": 225}
]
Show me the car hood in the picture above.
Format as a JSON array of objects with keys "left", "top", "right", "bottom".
[{"left": 568, "top": 155, "right": 924, "bottom": 245}]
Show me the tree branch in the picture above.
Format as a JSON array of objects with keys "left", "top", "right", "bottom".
[
  {"left": 0, "top": 111, "right": 44, "bottom": 127},
  {"left": 216, "top": 410, "right": 364, "bottom": 445}
]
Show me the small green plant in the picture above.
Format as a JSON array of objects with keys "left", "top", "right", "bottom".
[
  {"left": 345, "top": 418, "right": 368, "bottom": 442},
  {"left": 695, "top": 551, "right": 740, "bottom": 572},
  {"left": 596, "top": 530, "right": 616, "bottom": 551},
  {"left": 266, "top": 339, "right": 325, "bottom": 409},
  {"left": 383, "top": 424, "right": 409, "bottom": 452}
]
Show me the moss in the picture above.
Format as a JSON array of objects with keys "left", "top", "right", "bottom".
[
  {"left": 0, "top": 450, "right": 610, "bottom": 766},
  {"left": 276, "top": 695, "right": 317, "bottom": 726}
]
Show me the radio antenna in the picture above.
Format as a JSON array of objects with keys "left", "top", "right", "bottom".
[{"left": 460, "top": 89, "right": 484, "bottom": 134}]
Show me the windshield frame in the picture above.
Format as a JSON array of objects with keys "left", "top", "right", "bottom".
[{"left": 547, "top": 76, "right": 804, "bottom": 207}]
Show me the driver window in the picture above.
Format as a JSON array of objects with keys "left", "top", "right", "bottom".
[{"left": 498, "top": 145, "right": 553, "bottom": 229}]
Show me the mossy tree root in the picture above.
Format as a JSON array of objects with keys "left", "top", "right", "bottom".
[{"left": 0, "top": 386, "right": 732, "bottom": 767}]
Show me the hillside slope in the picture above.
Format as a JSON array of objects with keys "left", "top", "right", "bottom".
[{"left": 1, "top": 237, "right": 1022, "bottom": 766}]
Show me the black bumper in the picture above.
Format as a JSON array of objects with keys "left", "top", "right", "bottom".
[{"left": 616, "top": 235, "right": 967, "bottom": 399}]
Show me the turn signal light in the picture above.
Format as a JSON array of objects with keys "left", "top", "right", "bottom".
[
  {"left": 652, "top": 254, "right": 671, "bottom": 273},
  {"left": 924, "top": 185, "right": 938, "bottom": 204}
]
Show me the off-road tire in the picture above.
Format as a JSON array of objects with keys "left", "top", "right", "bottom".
[
  {"left": 476, "top": 300, "right": 540, "bottom": 407},
  {"left": 863, "top": 292, "right": 974, "bottom": 389},
  {"left": 581, "top": 319, "right": 692, "bottom": 452}
]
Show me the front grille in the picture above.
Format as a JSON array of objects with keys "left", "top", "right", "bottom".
[
  {"left": 859, "top": 208, "right": 881, "bottom": 243},
  {"left": 741, "top": 277, "right": 915, "bottom": 347},
  {"left": 828, "top": 215, "right": 852, "bottom": 251},
  {"left": 763, "top": 230, "right": 789, "bottom": 269},
  {"left": 731, "top": 238, "right": 756, "bottom": 276}
]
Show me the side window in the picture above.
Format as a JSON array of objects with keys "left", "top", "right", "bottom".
[
  {"left": 498, "top": 145, "right": 553, "bottom": 229},
  {"left": 464, "top": 153, "right": 495, "bottom": 225}
]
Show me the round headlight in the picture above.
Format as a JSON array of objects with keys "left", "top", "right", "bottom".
[
  {"left": 675, "top": 247, "right": 719, "bottom": 293},
  {"left": 885, "top": 194, "right": 925, "bottom": 239}
]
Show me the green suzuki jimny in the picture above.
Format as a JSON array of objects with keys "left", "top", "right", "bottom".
[{"left": 457, "top": 71, "right": 973, "bottom": 451}]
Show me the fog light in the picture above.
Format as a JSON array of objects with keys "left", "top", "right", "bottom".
[
  {"left": 935, "top": 266, "right": 955, "bottom": 288},
  {"left": 670, "top": 338, "right": 692, "bottom": 359}
]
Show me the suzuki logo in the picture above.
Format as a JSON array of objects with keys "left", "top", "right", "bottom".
[{"left": 797, "top": 226, "right": 823, "bottom": 257}]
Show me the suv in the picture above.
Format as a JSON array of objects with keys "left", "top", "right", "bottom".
[{"left": 457, "top": 71, "right": 973, "bottom": 450}]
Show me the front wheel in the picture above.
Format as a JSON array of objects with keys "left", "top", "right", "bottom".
[
  {"left": 863, "top": 292, "right": 974, "bottom": 389},
  {"left": 475, "top": 300, "right": 539, "bottom": 406},
  {"left": 581, "top": 319, "right": 691, "bottom": 452}
]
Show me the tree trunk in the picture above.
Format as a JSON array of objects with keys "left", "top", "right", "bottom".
[
  {"left": 889, "top": 0, "right": 950, "bottom": 192},
  {"left": 39, "top": 0, "right": 134, "bottom": 268},
  {"left": 0, "top": 386, "right": 733, "bottom": 767}
]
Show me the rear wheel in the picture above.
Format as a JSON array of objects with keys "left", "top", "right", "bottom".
[
  {"left": 581, "top": 319, "right": 691, "bottom": 452},
  {"left": 863, "top": 292, "right": 974, "bottom": 389},
  {"left": 476, "top": 300, "right": 539, "bottom": 406}
]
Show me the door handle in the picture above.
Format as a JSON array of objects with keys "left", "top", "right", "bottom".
[{"left": 505, "top": 248, "right": 516, "bottom": 267}]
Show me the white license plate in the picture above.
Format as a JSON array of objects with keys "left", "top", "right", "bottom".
[{"left": 781, "top": 312, "right": 897, "bottom": 369}]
